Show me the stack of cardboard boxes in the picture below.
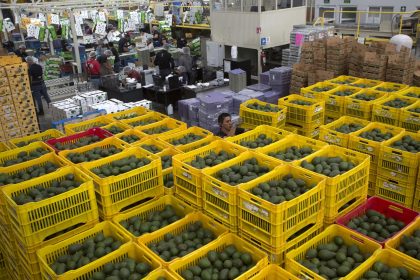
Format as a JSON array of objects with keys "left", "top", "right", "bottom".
[
  {"left": 362, "top": 52, "right": 388, "bottom": 81},
  {"left": 326, "top": 37, "right": 349, "bottom": 76},
  {"left": 386, "top": 47, "right": 416, "bottom": 85},
  {"left": 0, "top": 56, "right": 39, "bottom": 141}
]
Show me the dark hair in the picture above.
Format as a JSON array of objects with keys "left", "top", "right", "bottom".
[
  {"left": 97, "top": 55, "right": 108, "bottom": 64},
  {"left": 108, "top": 42, "right": 114, "bottom": 47},
  {"left": 218, "top": 113, "right": 231, "bottom": 126}
]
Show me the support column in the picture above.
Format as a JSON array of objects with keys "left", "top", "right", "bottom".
[
  {"left": 257, "top": 48, "right": 262, "bottom": 79},
  {"left": 0, "top": 9, "right": 9, "bottom": 42},
  {"left": 69, "top": 10, "right": 82, "bottom": 74}
]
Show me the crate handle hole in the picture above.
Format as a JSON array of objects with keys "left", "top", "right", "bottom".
[
  {"left": 286, "top": 223, "right": 316, "bottom": 243},
  {"left": 388, "top": 205, "right": 404, "bottom": 214},
  {"left": 338, "top": 197, "right": 358, "bottom": 213},
  {"left": 120, "top": 197, "right": 154, "bottom": 212},
  {"left": 44, "top": 222, "right": 86, "bottom": 242}
]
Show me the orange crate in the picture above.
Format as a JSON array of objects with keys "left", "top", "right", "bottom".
[
  {"left": 168, "top": 233, "right": 269, "bottom": 280},
  {"left": 37, "top": 221, "right": 132, "bottom": 280},
  {"left": 111, "top": 195, "right": 196, "bottom": 241},
  {"left": 344, "top": 89, "right": 389, "bottom": 120},
  {"left": 109, "top": 106, "right": 151, "bottom": 121},
  {"left": 300, "top": 82, "right": 338, "bottom": 99},
  {"left": 238, "top": 165, "right": 326, "bottom": 247},
  {"left": 138, "top": 212, "right": 229, "bottom": 267},
  {"left": 226, "top": 125, "right": 291, "bottom": 150},
  {"left": 239, "top": 99, "right": 287, "bottom": 129},
  {"left": 278, "top": 94, "right": 325, "bottom": 125},
  {"left": 323, "top": 85, "right": 361, "bottom": 115},
  {"left": 121, "top": 111, "right": 167, "bottom": 128},
  {"left": 158, "top": 126, "right": 214, "bottom": 153},
  {"left": 285, "top": 225, "right": 382, "bottom": 280},
  {"left": 399, "top": 100, "right": 420, "bottom": 132},
  {"left": 137, "top": 118, "right": 187, "bottom": 137},
  {"left": 172, "top": 140, "right": 247, "bottom": 209},
  {"left": 115, "top": 128, "right": 148, "bottom": 146},
  {"left": 348, "top": 122, "right": 405, "bottom": 165},
  {"left": 372, "top": 95, "right": 417, "bottom": 126},
  {"left": 319, "top": 116, "right": 370, "bottom": 148}
]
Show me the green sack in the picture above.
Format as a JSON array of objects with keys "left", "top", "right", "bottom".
[
  {"left": 118, "top": 19, "right": 123, "bottom": 32},
  {"left": 47, "top": 25, "right": 57, "bottom": 40},
  {"left": 0, "top": 20, "right": 3, "bottom": 32},
  {"left": 39, "top": 27, "right": 46, "bottom": 41}
]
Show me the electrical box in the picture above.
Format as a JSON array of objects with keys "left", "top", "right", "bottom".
[{"left": 206, "top": 41, "right": 225, "bottom": 67}]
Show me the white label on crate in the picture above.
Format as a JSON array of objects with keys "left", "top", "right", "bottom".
[
  {"left": 312, "top": 129, "right": 320, "bottom": 137},
  {"left": 182, "top": 172, "right": 192, "bottom": 179},
  {"left": 327, "top": 99, "right": 337, "bottom": 105},
  {"left": 406, "top": 117, "right": 420, "bottom": 124},
  {"left": 389, "top": 154, "right": 403, "bottom": 162},
  {"left": 347, "top": 103, "right": 361, "bottom": 110},
  {"left": 383, "top": 181, "right": 402, "bottom": 192},
  {"left": 212, "top": 187, "right": 227, "bottom": 198},
  {"left": 278, "top": 114, "right": 285, "bottom": 122},
  {"left": 243, "top": 201, "right": 269, "bottom": 218},
  {"left": 357, "top": 144, "right": 373, "bottom": 152},
  {"left": 323, "top": 135, "right": 340, "bottom": 144},
  {"left": 374, "top": 109, "right": 393, "bottom": 119},
  {"left": 314, "top": 106, "right": 323, "bottom": 113}
]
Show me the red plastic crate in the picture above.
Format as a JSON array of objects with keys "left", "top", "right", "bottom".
[
  {"left": 45, "top": 128, "right": 113, "bottom": 152},
  {"left": 336, "top": 196, "right": 419, "bottom": 247}
]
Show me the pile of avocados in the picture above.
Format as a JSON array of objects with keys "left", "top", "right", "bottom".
[
  {"left": 131, "top": 118, "right": 158, "bottom": 127},
  {"left": 331, "top": 89, "right": 355, "bottom": 97},
  {"left": 359, "top": 128, "right": 394, "bottom": 142},
  {"left": 181, "top": 245, "right": 255, "bottom": 280},
  {"left": 360, "top": 261, "right": 419, "bottom": 280},
  {"left": 54, "top": 135, "right": 102, "bottom": 151},
  {"left": 141, "top": 144, "right": 162, "bottom": 154},
  {"left": 408, "top": 107, "right": 420, "bottom": 113},
  {"left": 250, "top": 174, "right": 314, "bottom": 204},
  {"left": 143, "top": 126, "right": 171, "bottom": 135},
  {"left": 346, "top": 209, "right": 405, "bottom": 242},
  {"left": 299, "top": 235, "right": 371, "bottom": 279},
  {"left": 312, "top": 86, "right": 334, "bottom": 92},
  {"left": 353, "top": 93, "right": 379, "bottom": 101},
  {"left": 335, "top": 123, "right": 364, "bottom": 134},
  {"left": 239, "top": 134, "right": 274, "bottom": 149},
  {"left": 90, "top": 258, "right": 153, "bottom": 280},
  {"left": 164, "top": 173, "right": 174, "bottom": 188},
  {"left": 119, "top": 205, "right": 183, "bottom": 237},
  {"left": 161, "top": 155, "right": 172, "bottom": 170},
  {"left": 148, "top": 221, "right": 216, "bottom": 262},
  {"left": 301, "top": 156, "right": 355, "bottom": 177},
  {"left": 332, "top": 79, "right": 354, "bottom": 85},
  {"left": 352, "top": 83, "right": 370, "bottom": 88},
  {"left": 171, "top": 133, "right": 203, "bottom": 146},
  {"left": 383, "top": 98, "right": 413, "bottom": 108},
  {"left": 189, "top": 151, "right": 236, "bottom": 169},
  {"left": 13, "top": 173, "right": 81, "bottom": 205},
  {"left": 67, "top": 146, "right": 123, "bottom": 163},
  {"left": 376, "top": 87, "right": 400, "bottom": 93},
  {"left": 268, "top": 145, "right": 315, "bottom": 162},
  {"left": 104, "top": 125, "right": 126, "bottom": 135},
  {"left": 0, "top": 161, "right": 60, "bottom": 186},
  {"left": 290, "top": 99, "right": 313, "bottom": 106},
  {"left": 215, "top": 158, "right": 270, "bottom": 185},
  {"left": 119, "top": 134, "right": 141, "bottom": 144},
  {"left": 15, "top": 139, "right": 39, "bottom": 147},
  {"left": 1, "top": 148, "right": 50, "bottom": 167},
  {"left": 246, "top": 102, "right": 280, "bottom": 112},
  {"left": 390, "top": 135, "right": 420, "bottom": 153},
  {"left": 396, "top": 229, "right": 420, "bottom": 260},
  {"left": 114, "top": 113, "right": 140, "bottom": 120},
  {"left": 91, "top": 156, "right": 151, "bottom": 178},
  {"left": 405, "top": 92, "right": 420, "bottom": 98},
  {"left": 51, "top": 232, "right": 123, "bottom": 275}
]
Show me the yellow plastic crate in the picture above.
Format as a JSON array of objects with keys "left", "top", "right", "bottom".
[
  {"left": 378, "top": 131, "right": 419, "bottom": 185},
  {"left": 250, "top": 264, "right": 299, "bottom": 280},
  {"left": 138, "top": 212, "right": 229, "bottom": 267},
  {"left": 375, "top": 176, "right": 415, "bottom": 208},
  {"left": 319, "top": 116, "right": 370, "bottom": 148},
  {"left": 158, "top": 147, "right": 181, "bottom": 189},
  {"left": 349, "top": 249, "right": 420, "bottom": 279},
  {"left": 399, "top": 100, "right": 420, "bottom": 132},
  {"left": 168, "top": 233, "right": 269, "bottom": 280},
  {"left": 278, "top": 94, "right": 325, "bottom": 125},
  {"left": 158, "top": 126, "right": 214, "bottom": 153},
  {"left": 112, "top": 195, "right": 195, "bottom": 241},
  {"left": 294, "top": 145, "right": 370, "bottom": 220},
  {"left": 344, "top": 89, "right": 388, "bottom": 120},
  {"left": 258, "top": 134, "right": 328, "bottom": 164},
  {"left": 372, "top": 95, "right": 417, "bottom": 126},
  {"left": 8, "top": 129, "right": 64, "bottom": 148},
  {"left": 0, "top": 142, "right": 10, "bottom": 152},
  {"left": 226, "top": 125, "right": 291, "bottom": 150},
  {"left": 58, "top": 136, "right": 130, "bottom": 165},
  {"left": 0, "top": 141, "right": 54, "bottom": 167},
  {"left": 327, "top": 75, "right": 360, "bottom": 85},
  {"left": 79, "top": 147, "right": 164, "bottom": 219},
  {"left": 146, "top": 268, "right": 178, "bottom": 280},
  {"left": 397, "top": 86, "right": 420, "bottom": 99},
  {"left": 414, "top": 184, "right": 420, "bottom": 212},
  {"left": 64, "top": 115, "right": 114, "bottom": 135},
  {"left": 239, "top": 99, "right": 287, "bottom": 129},
  {"left": 285, "top": 225, "right": 382, "bottom": 280},
  {"left": 137, "top": 118, "right": 187, "bottom": 137},
  {"left": 136, "top": 137, "right": 172, "bottom": 153},
  {"left": 115, "top": 128, "right": 148, "bottom": 146},
  {"left": 323, "top": 85, "right": 361, "bottom": 115},
  {"left": 109, "top": 106, "right": 150, "bottom": 121},
  {"left": 350, "top": 78, "right": 383, "bottom": 89},
  {"left": 300, "top": 82, "right": 338, "bottom": 99},
  {"left": 285, "top": 123, "right": 321, "bottom": 139},
  {"left": 238, "top": 165, "right": 326, "bottom": 248},
  {"left": 201, "top": 151, "right": 280, "bottom": 229},
  {"left": 283, "top": 125, "right": 298, "bottom": 134},
  {"left": 373, "top": 81, "right": 409, "bottom": 93},
  {"left": 348, "top": 122, "right": 405, "bottom": 165},
  {"left": 37, "top": 221, "right": 132, "bottom": 280},
  {"left": 47, "top": 242, "right": 162, "bottom": 279},
  {"left": 101, "top": 121, "right": 131, "bottom": 135},
  {"left": 121, "top": 111, "right": 167, "bottom": 128},
  {"left": 172, "top": 140, "right": 247, "bottom": 209},
  {"left": 1, "top": 166, "right": 98, "bottom": 247}
]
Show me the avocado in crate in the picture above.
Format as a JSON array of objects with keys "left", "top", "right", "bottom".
[
  {"left": 9, "top": 129, "right": 64, "bottom": 148},
  {"left": 360, "top": 262, "right": 417, "bottom": 280},
  {"left": 103, "top": 124, "right": 128, "bottom": 135},
  {"left": 409, "top": 107, "right": 420, "bottom": 113},
  {"left": 290, "top": 99, "right": 313, "bottom": 106},
  {"left": 215, "top": 157, "right": 270, "bottom": 186},
  {"left": 120, "top": 134, "right": 142, "bottom": 144},
  {"left": 66, "top": 146, "right": 124, "bottom": 164},
  {"left": 130, "top": 118, "right": 160, "bottom": 127},
  {"left": 382, "top": 98, "right": 414, "bottom": 109},
  {"left": 239, "top": 134, "right": 275, "bottom": 149},
  {"left": 393, "top": 229, "right": 420, "bottom": 261},
  {"left": 335, "top": 123, "right": 365, "bottom": 134},
  {"left": 267, "top": 145, "right": 315, "bottom": 162},
  {"left": 91, "top": 155, "right": 151, "bottom": 178},
  {"left": 143, "top": 125, "right": 171, "bottom": 135},
  {"left": 300, "top": 156, "right": 356, "bottom": 177},
  {"left": 247, "top": 101, "right": 281, "bottom": 112},
  {"left": 142, "top": 144, "right": 163, "bottom": 154},
  {"left": 91, "top": 257, "right": 154, "bottom": 279},
  {"left": 54, "top": 135, "right": 103, "bottom": 151},
  {"left": 390, "top": 135, "right": 420, "bottom": 153},
  {"left": 188, "top": 151, "right": 238, "bottom": 169},
  {"left": 170, "top": 133, "right": 203, "bottom": 146},
  {"left": 0, "top": 146, "right": 51, "bottom": 167},
  {"left": 359, "top": 128, "right": 395, "bottom": 142},
  {"left": 0, "top": 160, "right": 60, "bottom": 186}
]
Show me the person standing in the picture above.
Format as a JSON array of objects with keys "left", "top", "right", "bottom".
[
  {"left": 178, "top": 47, "right": 193, "bottom": 84},
  {"left": 118, "top": 33, "right": 130, "bottom": 53},
  {"left": 26, "top": 56, "right": 51, "bottom": 115},
  {"left": 108, "top": 42, "right": 120, "bottom": 72},
  {"left": 154, "top": 44, "right": 174, "bottom": 78},
  {"left": 98, "top": 55, "right": 114, "bottom": 77},
  {"left": 86, "top": 51, "right": 101, "bottom": 88}
]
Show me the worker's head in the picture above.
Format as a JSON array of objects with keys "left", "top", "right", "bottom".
[
  {"left": 182, "top": 47, "right": 190, "bottom": 55},
  {"left": 18, "top": 44, "right": 26, "bottom": 50},
  {"left": 163, "top": 44, "right": 170, "bottom": 51},
  {"left": 104, "top": 50, "right": 113, "bottom": 57},
  {"left": 88, "top": 51, "right": 96, "bottom": 59},
  {"left": 97, "top": 55, "right": 108, "bottom": 65},
  {"left": 123, "top": 66, "right": 133, "bottom": 74},
  {"left": 25, "top": 56, "right": 35, "bottom": 65},
  {"left": 108, "top": 42, "right": 114, "bottom": 48},
  {"left": 218, "top": 113, "right": 232, "bottom": 130}
]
